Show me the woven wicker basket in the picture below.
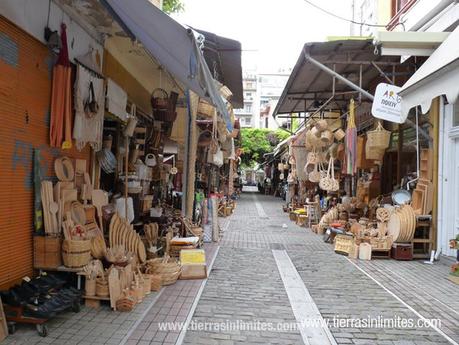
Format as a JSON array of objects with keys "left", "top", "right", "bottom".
[
  {"left": 148, "top": 274, "right": 162, "bottom": 291},
  {"left": 146, "top": 258, "right": 181, "bottom": 286},
  {"left": 197, "top": 100, "right": 215, "bottom": 117},
  {"left": 365, "top": 144, "right": 386, "bottom": 161},
  {"left": 367, "top": 122, "right": 391, "bottom": 150},
  {"left": 96, "top": 278, "right": 109, "bottom": 297},
  {"left": 162, "top": 270, "right": 181, "bottom": 286},
  {"left": 334, "top": 128, "right": 346, "bottom": 141},
  {"left": 315, "top": 119, "right": 328, "bottom": 132},
  {"left": 62, "top": 240, "right": 91, "bottom": 268},
  {"left": 143, "top": 275, "right": 151, "bottom": 295},
  {"left": 85, "top": 278, "right": 96, "bottom": 296}
]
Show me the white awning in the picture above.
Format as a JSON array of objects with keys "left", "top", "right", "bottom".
[
  {"left": 373, "top": 31, "right": 449, "bottom": 57},
  {"left": 103, "top": 0, "right": 233, "bottom": 130},
  {"left": 399, "top": 26, "right": 459, "bottom": 118}
]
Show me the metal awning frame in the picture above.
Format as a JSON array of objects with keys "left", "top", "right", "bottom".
[{"left": 302, "top": 51, "right": 431, "bottom": 142}]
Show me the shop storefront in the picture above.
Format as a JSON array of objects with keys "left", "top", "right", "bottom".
[
  {"left": 272, "top": 38, "right": 439, "bottom": 263},
  {"left": 0, "top": 0, "right": 242, "bottom": 336},
  {"left": 398, "top": 26, "right": 459, "bottom": 258}
]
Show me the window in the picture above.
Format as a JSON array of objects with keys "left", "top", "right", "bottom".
[
  {"left": 244, "top": 117, "right": 252, "bottom": 126},
  {"left": 244, "top": 104, "right": 252, "bottom": 113}
]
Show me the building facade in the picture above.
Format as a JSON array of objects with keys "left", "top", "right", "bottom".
[
  {"left": 386, "top": 0, "right": 459, "bottom": 257},
  {"left": 234, "top": 69, "right": 289, "bottom": 129},
  {"left": 234, "top": 71, "right": 257, "bottom": 128}
]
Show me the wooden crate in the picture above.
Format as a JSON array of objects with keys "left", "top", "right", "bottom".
[
  {"left": 371, "top": 248, "right": 391, "bottom": 259},
  {"left": 391, "top": 243, "right": 413, "bottom": 260},
  {"left": 334, "top": 234, "right": 354, "bottom": 255},
  {"left": 34, "top": 236, "right": 62, "bottom": 269},
  {"left": 180, "top": 264, "right": 207, "bottom": 279}
]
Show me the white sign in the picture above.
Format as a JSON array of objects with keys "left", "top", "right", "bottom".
[{"left": 371, "top": 83, "right": 403, "bottom": 123}]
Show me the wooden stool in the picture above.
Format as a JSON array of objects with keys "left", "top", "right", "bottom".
[
  {"left": 305, "top": 203, "right": 319, "bottom": 228},
  {"left": 296, "top": 214, "right": 308, "bottom": 227}
]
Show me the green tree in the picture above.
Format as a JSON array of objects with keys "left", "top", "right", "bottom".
[
  {"left": 240, "top": 128, "right": 290, "bottom": 167},
  {"left": 163, "top": 0, "right": 184, "bottom": 14}
]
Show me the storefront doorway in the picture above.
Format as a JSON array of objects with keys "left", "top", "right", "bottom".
[{"left": 439, "top": 101, "right": 459, "bottom": 257}]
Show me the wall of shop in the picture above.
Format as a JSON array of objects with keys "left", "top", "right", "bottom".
[
  {"left": 0, "top": 16, "right": 90, "bottom": 289},
  {"left": 0, "top": 0, "right": 104, "bottom": 63},
  {"left": 103, "top": 50, "right": 152, "bottom": 114},
  {"left": 438, "top": 99, "right": 459, "bottom": 257},
  {"left": 105, "top": 37, "right": 178, "bottom": 108}
]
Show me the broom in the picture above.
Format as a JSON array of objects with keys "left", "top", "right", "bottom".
[{"left": 346, "top": 99, "right": 357, "bottom": 175}]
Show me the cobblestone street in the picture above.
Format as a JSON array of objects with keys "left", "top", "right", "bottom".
[
  {"left": 183, "top": 188, "right": 459, "bottom": 345},
  {"left": 3, "top": 189, "right": 459, "bottom": 345}
]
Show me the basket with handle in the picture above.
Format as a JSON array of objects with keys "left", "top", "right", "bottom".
[
  {"left": 151, "top": 88, "right": 169, "bottom": 110},
  {"left": 367, "top": 122, "right": 391, "bottom": 150}
]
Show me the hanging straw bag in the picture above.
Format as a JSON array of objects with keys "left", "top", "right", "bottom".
[
  {"left": 367, "top": 122, "right": 391, "bottom": 150},
  {"left": 366, "top": 122, "right": 391, "bottom": 161},
  {"left": 308, "top": 163, "right": 321, "bottom": 183},
  {"left": 319, "top": 157, "right": 339, "bottom": 191}
]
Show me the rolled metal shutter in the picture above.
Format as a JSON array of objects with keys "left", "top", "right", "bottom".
[{"left": 0, "top": 16, "right": 90, "bottom": 289}]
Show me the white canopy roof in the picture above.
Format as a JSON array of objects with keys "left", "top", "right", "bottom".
[{"left": 399, "top": 26, "right": 459, "bottom": 118}]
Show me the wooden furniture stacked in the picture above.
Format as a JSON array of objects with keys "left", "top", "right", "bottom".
[
  {"left": 412, "top": 216, "right": 434, "bottom": 259},
  {"left": 411, "top": 149, "right": 433, "bottom": 215}
]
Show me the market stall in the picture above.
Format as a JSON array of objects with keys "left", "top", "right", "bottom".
[
  {"left": 274, "top": 38, "right": 437, "bottom": 262},
  {"left": 0, "top": 0, "right": 242, "bottom": 336}
]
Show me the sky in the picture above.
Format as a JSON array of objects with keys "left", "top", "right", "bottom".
[{"left": 172, "top": 0, "right": 354, "bottom": 72}]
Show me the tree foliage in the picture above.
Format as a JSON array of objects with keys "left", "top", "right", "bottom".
[
  {"left": 240, "top": 128, "right": 290, "bottom": 167},
  {"left": 163, "top": 0, "right": 184, "bottom": 14}
]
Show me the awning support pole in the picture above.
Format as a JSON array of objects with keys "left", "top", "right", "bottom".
[
  {"left": 304, "top": 53, "right": 374, "bottom": 100},
  {"left": 304, "top": 53, "right": 431, "bottom": 142},
  {"left": 371, "top": 61, "right": 393, "bottom": 84}
]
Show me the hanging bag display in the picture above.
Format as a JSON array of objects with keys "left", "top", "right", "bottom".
[
  {"left": 84, "top": 82, "right": 99, "bottom": 118},
  {"left": 209, "top": 109, "right": 219, "bottom": 154},
  {"left": 319, "top": 157, "right": 339, "bottom": 192}
]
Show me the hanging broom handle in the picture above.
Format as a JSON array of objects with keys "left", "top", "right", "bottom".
[{"left": 125, "top": 136, "right": 129, "bottom": 220}]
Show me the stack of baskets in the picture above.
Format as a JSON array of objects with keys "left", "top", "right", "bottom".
[
  {"left": 146, "top": 257, "right": 181, "bottom": 286},
  {"left": 96, "top": 277, "right": 109, "bottom": 297},
  {"left": 62, "top": 239, "right": 91, "bottom": 268},
  {"left": 366, "top": 122, "right": 391, "bottom": 162},
  {"left": 197, "top": 99, "right": 215, "bottom": 117}
]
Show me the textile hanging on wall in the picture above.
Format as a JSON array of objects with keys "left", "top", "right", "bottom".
[
  {"left": 106, "top": 78, "right": 127, "bottom": 121},
  {"left": 73, "top": 64, "right": 105, "bottom": 151},
  {"left": 50, "top": 23, "right": 72, "bottom": 149},
  {"left": 346, "top": 99, "right": 357, "bottom": 175}
]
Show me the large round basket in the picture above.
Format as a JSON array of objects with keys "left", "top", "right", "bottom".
[
  {"left": 162, "top": 271, "right": 181, "bottom": 286},
  {"left": 62, "top": 239, "right": 91, "bottom": 268},
  {"left": 146, "top": 258, "right": 181, "bottom": 286}
]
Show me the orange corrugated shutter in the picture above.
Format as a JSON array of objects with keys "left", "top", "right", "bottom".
[{"left": 0, "top": 16, "right": 90, "bottom": 289}]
